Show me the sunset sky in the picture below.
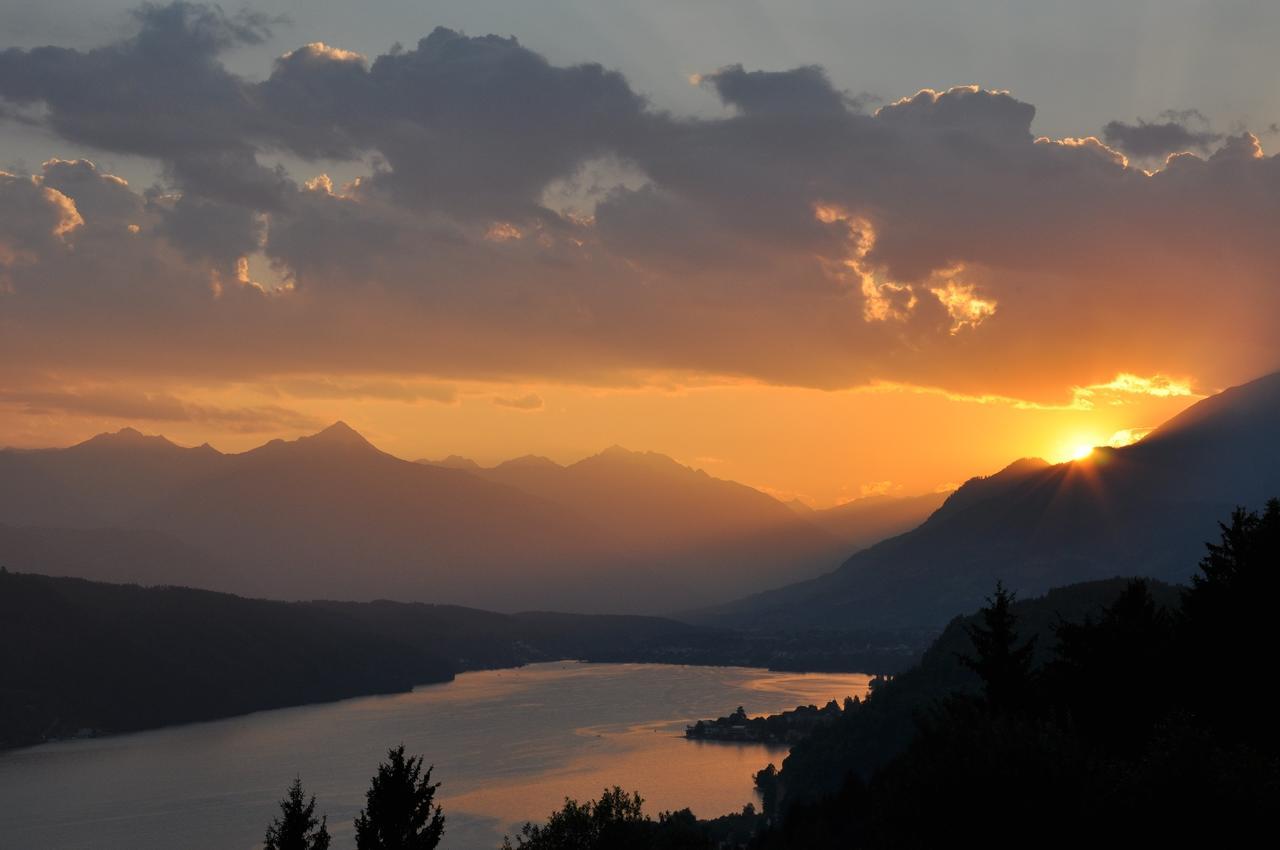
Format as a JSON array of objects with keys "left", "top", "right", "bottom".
[{"left": 2, "top": 1, "right": 1278, "bottom": 506}]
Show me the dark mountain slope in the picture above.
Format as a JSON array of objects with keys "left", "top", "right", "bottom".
[{"left": 707, "top": 371, "right": 1280, "bottom": 630}]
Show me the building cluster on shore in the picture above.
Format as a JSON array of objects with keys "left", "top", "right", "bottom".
[{"left": 685, "top": 697, "right": 856, "bottom": 744}]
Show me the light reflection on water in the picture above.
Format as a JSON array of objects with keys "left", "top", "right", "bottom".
[{"left": 0, "top": 662, "right": 871, "bottom": 850}]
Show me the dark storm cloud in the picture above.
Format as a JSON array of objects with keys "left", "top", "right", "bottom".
[
  {"left": 2, "top": 3, "right": 1280, "bottom": 401},
  {"left": 155, "top": 193, "right": 264, "bottom": 269},
  {"left": 0, "top": 2, "right": 290, "bottom": 259},
  {"left": 351, "top": 28, "right": 646, "bottom": 217},
  {"left": 700, "top": 64, "right": 850, "bottom": 116},
  {"left": 1102, "top": 110, "right": 1223, "bottom": 159},
  {"left": 0, "top": 3, "right": 271, "bottom": 167}
]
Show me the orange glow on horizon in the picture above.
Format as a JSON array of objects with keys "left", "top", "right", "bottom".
[{"left": 0, "top": 374, "right": 1205, "bottom": 509}]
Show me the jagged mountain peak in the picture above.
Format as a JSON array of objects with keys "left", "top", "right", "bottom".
[
  {"left": 73, "top": 427, "right": 181, "bottom": 451},
  {"left": 495, "top": 454, "right": 563, "bottom": 470},
  {"left": 310, "top": 420, "right": 369, "bottom": 444}
]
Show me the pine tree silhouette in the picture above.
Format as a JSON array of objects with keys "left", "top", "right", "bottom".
[
  {"left": 264, "top": 776, "right": 331, "bottom": 850},
  {"left": 1180, "top": 498, "right": 1280, "bottom": 750},
  {"left": 959, "top": 581, "right": 1036, "bottom": 713},
  {"left": 354, "top": 745, "right": 445, "bottom": 850}
]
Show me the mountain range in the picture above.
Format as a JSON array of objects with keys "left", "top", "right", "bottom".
[
  {"left": 704, "top": 370, "right": 1280, "bottom": 629},
  {"left": 0, "top": 425, "right": 936, "bottom": 612},
  {"left": 6, "top": 371, "right": 1276, "bottom": 624}
]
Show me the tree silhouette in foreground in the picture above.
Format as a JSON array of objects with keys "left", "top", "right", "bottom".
[
  {"left": 1180, "top": 497, "right": 1280, "bottom": 752},
  {"left": 264, "top": 777, "right": 331, "bottom": 850},
  {"left": 503, "top": 787, "right": 712, "bottom": 850},
  {"left": 957, "top": 581, "right": 1036, "bottom": 713},
  {"left": 354, "top": 745, "right": 445, "bottom": 850}
]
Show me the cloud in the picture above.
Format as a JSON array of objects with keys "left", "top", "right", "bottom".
[
  {"left": 0, "top": 385, "right": 321, "bottom": 431},
  {"left": 699, "top": 64, "right": 850, "bottom": 116},
  {"left": 864, "top": 372, "right": 1201, "bottom": 412},
  {"left": 274, "top": 377, "right": 459, "bottom": 404},
  {"left": 1073, "top": 373, "right": 1197, "bottom": 404},
  {"left": 858, "top": 480, "right": 899, "bottom": 498},
  {"left": 1102, "top": 110, "right": 1222, "bottom": 159},
  {"left": 0, "top": 3, "right": 282, "bottom": 205},
  {"left": 492, "top": 393, "right": 545, "bottom": 411},
  {"left": 256, "top": 24, "right": 647, "bottom": 218},
  {"left": 2, "top": 6, "right": 1280, "bottom": 404},
  {"left": 1107, "top": 427, "right": 1154, "bottom": 448}
]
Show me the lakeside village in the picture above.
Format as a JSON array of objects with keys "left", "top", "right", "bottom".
[{"left": 685, "top": 688, "right": 877, "bottom": 745}]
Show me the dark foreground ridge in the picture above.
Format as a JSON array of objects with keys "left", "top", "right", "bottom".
[
  {"left": 0, "top": 571, "right": 922, "bottom": 751},
  {"left": 744, "top": 499, "right": 1280, "bottom": 848},
  {"left": 708, "top": 370, "right": 1280, "bottom": 631}
]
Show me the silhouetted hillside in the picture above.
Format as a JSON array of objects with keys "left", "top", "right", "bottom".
[
  {"left": 708, "top": 371, "right": 1280, "bottom": 629},
  {"left": 3, "top": 571, "right": 859, "bottom": 752},
  {"left": 749, "top": 501, "right": 1280, "bottom": 847},
  {"left": 309, "top": 600, "right": 709, "bottom": 671},
  {"left": 763, "top": 578, "right": 1183, "bottom": 809},
  {"left": 0, "top": 570, "right": 450, "bottom": 749}
]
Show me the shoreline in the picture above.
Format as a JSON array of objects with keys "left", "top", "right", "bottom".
[{"left": 0, "top": 659, "right": 880, "bottom": 757}]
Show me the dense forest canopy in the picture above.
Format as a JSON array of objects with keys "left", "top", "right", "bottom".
[{"left": 750, "top": 499, "right": 1280, "bottom": 848}]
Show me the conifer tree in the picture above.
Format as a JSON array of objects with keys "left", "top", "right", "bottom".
[
  {"left": 354, "top": 745, "right": 445, "bottom": 850},
  {"left": 264, "top": 777, "right": 331, "bottom": 850},
  {"left": 959, "top": 581, "right": 1036, "bottom": 713}
]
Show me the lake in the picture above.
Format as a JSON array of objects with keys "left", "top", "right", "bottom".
[{"left": 0, "top": 662, "right": 872, "bottom": 850}]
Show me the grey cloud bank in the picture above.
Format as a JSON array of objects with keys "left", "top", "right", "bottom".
[{"left": 2, "top": 3, "right": 1279, "bottom": 401}]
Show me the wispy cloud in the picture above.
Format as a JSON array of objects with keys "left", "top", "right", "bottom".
[
  {"left": 274, "top": 377, "right": 459, "bottom": 404},
  {"left": 0, "top": 386, "right": 321, "bottom": 432},
  {"left": 863, "top": 373, "right": 1201, "bottom": 412},
  {"left": 492, "top": 393, "right": 545, "bottom": 411}
]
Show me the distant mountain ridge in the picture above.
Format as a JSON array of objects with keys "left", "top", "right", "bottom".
[
  {"left": 704, "top": 371, "right": 1280, "bottom": 630},
  {"left": 419, "top": 448, "right": 945, "bottom": 553},
  {"left": 0, "top": 425, "right": 933, "bottom": 613},
  {"left": 802, "top": 491, "right": 951, "bottom": 550}
]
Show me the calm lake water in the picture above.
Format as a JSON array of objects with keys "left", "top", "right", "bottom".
[{"left": 0, "top": 662, "right": 872, "bottom": 850}]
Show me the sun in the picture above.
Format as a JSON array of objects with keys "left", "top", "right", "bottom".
[
  {"left": 1069, "top": 443, "right": 1095, "bottom": 461},
  {"left": 1052, "top": 438, "right": 1099, "bottom": 463}
]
